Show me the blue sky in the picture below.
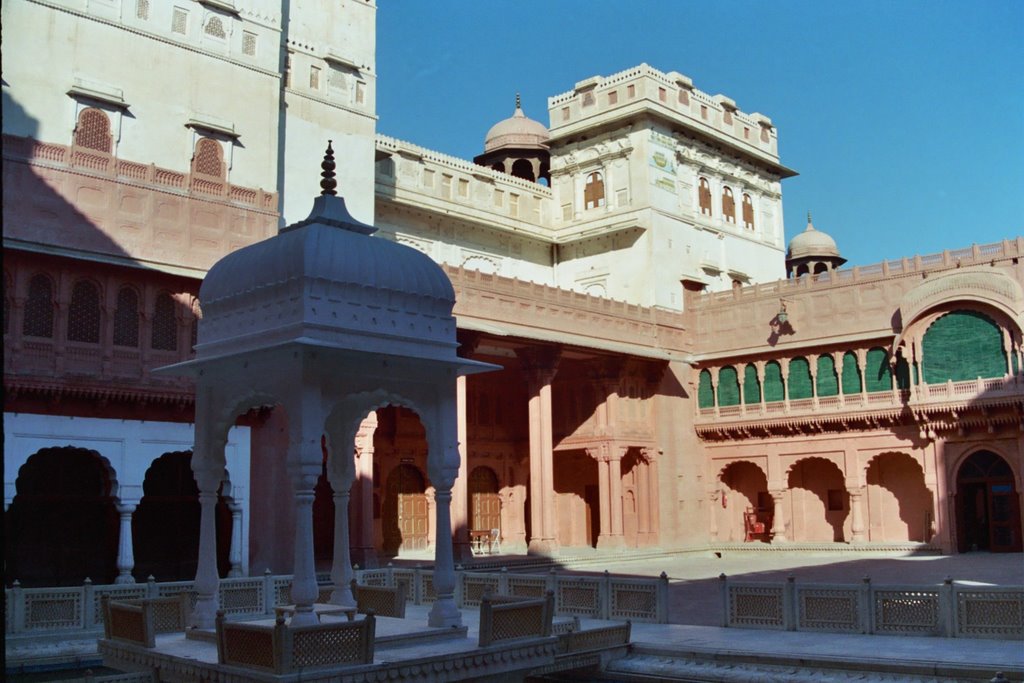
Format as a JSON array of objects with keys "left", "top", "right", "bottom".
[{"left": 375, "top": 1, "right": 1023, "bottom": 268}]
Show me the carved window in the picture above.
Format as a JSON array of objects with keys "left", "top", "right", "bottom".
[
  {"left": 722, "top": 187, "right": 736, "bottom": 223},
  {"left": 171, "top": 7, "right": 188, "bottom": 34},
  {"left": 136, "top": 0, "right": 150, "bottom": 20},
  {"left": 608, "top": 90, "right": 618, "bottom": 105},
  {"left": 67, "top": 280, "right": 101, "bottom": 343},
  {"left": 584, "top": 172, "right": 605, "bottom": 209},
  {"left": 698, "top": 177, "right": 712, "bottom": 216},
  {"left": 113, "top": 286, "right": 140, "bottom": 347},
  {"left": 204, "top": 16, "right": 226, "bottom": 39},
  {"left": 761, "top": 126, "right": 770, "bottom": 142},
  {"left": 242, "top": 31, "right": 257, "bottom": 56},
  {"left": 23, "top": 274, "right": 54, "bottom": 338},
  {"left": 742, "top": 364, "right": 761, "bottom": 404},
  {"left": 742, "top": 193, "right": 754, "bottom": 230},
  {"left": 74, "top": 108, "right": 112, "bottom": 153},
  {"left": 192, "top": 138, "right": 224, "bottom": 178},
  {"left": 697, "top": 369, "right": 714, "bottom": 409},
  {"left": 151, "top": 293, "right": 178, "bottom": 351}
]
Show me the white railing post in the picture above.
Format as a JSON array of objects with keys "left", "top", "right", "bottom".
[
  {"left": 547, "top": 568, "right": 558, "bottom": 596},
  {"left": 785, "top": 575, "right": 796, "bottom": 631},
  {"left": 942, "top": 576, "right": 955, "bottom": 638},
  {"left": 82, "top": 578, "right": 94, "bottom": 629},
  {"left": 262, "top": 569, "right": 273, "bottom": 615},
  {"left": 414, "top": 565, "right": 423, "bottom": 605},
  {"left": 719, "top": 574, "right": 729, "bottom": 627},
  {"left": 657, "top": 572, "right": 669, "bottom": 624},
  {"left": 499, "top": 566, "right": 509, "bottom": 596},
  {"left": 859, "top": 576, "right": 871, "bottom": 633},
  {"left": 146, "top": 575, "right": 158, "bottom": 598},
  {"left": 601, "top": 570, "right": 612, "bottom": 620}
]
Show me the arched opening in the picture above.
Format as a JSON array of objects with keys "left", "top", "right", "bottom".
[
  {"left": 865, "top": 452, "right": 933, "bottom": 543},
  {"left": 697, "top": 368, "right": 714, "bottom": 408},
  {"left": 67, "top": 279, "right": 101, "bottom": 343},
  {"left": 5, "top": 447, "right": 119, "bottom": 586},
  {"left": 74, "top": 107, "right": 112, "bottom": 153},
  {"left": 956, "top": 450, "right": 1022, "bottom": 553},
  {"left": 469, "top": 466, "right": 501, "bottom": 539},
  {"left": 382, "top": 463, "right": 428, "bottom": 555},
  {"left": 742, "top": 364, "right": 761, "bottom": 404},
  {"left": 621, "top": 450, "right": 645, "bottom": 547},
  {"left": 717, "top": 366, "right": 740, "bottom": 407},
  {"left": 787, "top": 458, "right": 848, "bottom": 542},
  {"left": 788, "top": 357, "right": 813, "bottom": 400},
  {"left": 584, "top": 171, "right": 605, "bottom": 209},
  {"left": 312, "top": 436, "right": 335, "bottom": 570},
  {"left": 23, "top": 273, "right": 54, "bottom": 338},
  {"left": 132, "top": 451, "right": 231, "bottom": 581},
  {"left": 698, "top": 177, "right": 712, "bottom": 216},
  {"left": 510, "top": 158, "right": 535, "bottom": 182},
  {"left": 922, "top": 310, "right": 1007, "bottom": 383},
  {"left": 717, "top": 461, "right": 769, "bottom": 543}
]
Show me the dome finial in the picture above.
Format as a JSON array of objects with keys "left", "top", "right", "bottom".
[
  {"left": 806, "top": 211, "right": 815, "bottom": 230},
  {"left": 320, "top": 140, "right": 337, "bottom": 196},
  {"left": 515, "top": 92, "right": 521, "bottom": 110}
]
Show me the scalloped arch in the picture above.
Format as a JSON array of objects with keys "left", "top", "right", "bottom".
[
  {"left": 784, "top": 455, "right": 844, "bottom": 480},
  {"left": 717, "top": 459, "right": 768, "bottom": 481}
]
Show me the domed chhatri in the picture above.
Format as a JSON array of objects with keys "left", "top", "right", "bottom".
[
  {"left": 197, "top": 142, "right": 460, "bottom": 362},
  {"left": 474, "top": 94, "right": 551, "bottom": 184},
  {"left": 785, "top": 212, "right": 847, "bottom": 278},
  {"left": 483, "top": 93, "right": 550, "bottom": 153}
]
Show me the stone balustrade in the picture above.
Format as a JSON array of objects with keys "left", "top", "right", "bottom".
[
  {"left": 720, "top": 574, "right": 1023, "bottom": 640},
  {"left": 5, "top": 567, "right": 669, "bottom": 637}
]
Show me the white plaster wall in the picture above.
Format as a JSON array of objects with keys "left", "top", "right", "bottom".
[
  {"left": 1, "top": 1, "right": 280, "bottom": 191},
  {"left": 3, "top": 413, "right": 252, "bottom": 575}
]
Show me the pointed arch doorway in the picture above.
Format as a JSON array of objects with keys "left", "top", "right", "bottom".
[{"left": 956, "top": 450, "right": 1022, "bottom": 553}]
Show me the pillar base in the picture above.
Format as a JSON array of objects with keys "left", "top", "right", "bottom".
[
  {"left": 527, "top": 538, "right": 558, "bottom": 556},
  {"left": 427, "top": 597, "right": 462, "bottom": 628},
  {"left": 596, "top": 535, "right": 626, "bottom": 551},
  {"left": 190, "top": 595, "right": 219, "bottom": 630},
  {"left": 114, "top": 573, "right": 136, "bottom": 585},
  {"left": 329, "top": 585, "right": 355, "bottom": 607},
  {"left": 289, "top": 608, "right": 319, "bottom": 627},
  {"left": 771, "top": 534, "right": 789, "bottom": 543}
]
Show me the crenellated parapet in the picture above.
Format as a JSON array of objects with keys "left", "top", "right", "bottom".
[{"left": 547, "top": 64, "right": 788, "bottom": 175}]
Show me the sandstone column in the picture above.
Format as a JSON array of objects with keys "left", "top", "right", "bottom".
[
  {"left": 848, "top": 486, "right": 866, "bottom": 542},
  {"left": 451, "top": 375, "right": 471, "bottom": 561},
  {"left": 518, "top": 347, "right": 560, "bottom": 555},
  {"left": 769, "top": 489, "right": 789, "bottom": 543}
]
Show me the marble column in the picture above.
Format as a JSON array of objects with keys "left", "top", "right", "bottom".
[
  {"left": 329, "top": 488, "right": 355, "bottom": 606},
  {"left": 114, "top": 503, "right": 137, "bottom": 584},
  {"left": 848, "top": 487, "right": 866, "bottom": 543},
  {"left": 769, "top": 489, "right": 788, "bottom": 543},
  {"left": 191, "top": 464, "right": 224, "bottom": 629},
  {"left": 227, "top": 502, "right": 243, "bottom": 577},
  {"left": 288, "top": 467, "right": 320, "bottom": 626},
  {"left": 428, "top": 484, "right": 461, "bottom": 627}
]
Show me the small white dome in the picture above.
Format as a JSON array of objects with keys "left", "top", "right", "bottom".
[
  {"left": 787, "top": 216, "right": 842, "bottom": 260},
  {"left": 484, "top": 95, "right": 549, "bottom": 153}
]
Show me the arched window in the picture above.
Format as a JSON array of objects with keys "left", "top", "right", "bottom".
[
  {"left": 841, "top": 351, "right": 861, "bottom": 394},
  {"left": 584, "top": 171, "right": 605, "bottom": 209},
  {"left": 717, "top": 366, "right": 740, "bottom": 407},
  {"left": 722, "top": 187, "right": 736, "bottom": 223},
  {"left": 192, "top": 138, "right": 224, "bottom": 178},
  {"left": 742, "top": 364, "right": 761, "bottom": 404},
  {"left": 23, "top": 274, "right": 54, "bottom": 338},
  {"left": 73, "top": 108, "right": 112, "bottom": 153},
  {"left": 151, "top": 292, "right": 178, "bottom": 351},
  {"left": 788, "top": 357, "right": 813, "bottom": 399},
  {"left": 67, "top": 280, "right": 101, "bottom": 343},
  {"left": 763, "top": 361, "right": 784, "bottom": 402},
  {"left": 742, "top": 194, "right": 754, "bottom": 230},
  {"left": 113, "top": 286, "right": 140, "bottom": 347},
  {"left": 816, "top": 354, "right": 839, "bottom": 397},
  {"left": 865, "top": 347, "right": 892, "bottom": 392},
  {"left": 922, "top": 310, "right": 1006, "bottom": 383},
  {"left": 511, "top": 159, "right": 535, "bottom": 182},
  {"left": 697, "top": 369, "right": 714, "bottom": 409},
  {"left": 698, "top": 177, "right": 712, "bottom": 216}
]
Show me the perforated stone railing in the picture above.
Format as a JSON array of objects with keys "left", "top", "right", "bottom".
[
  {"left": 6, "top": 566, "right": 668, "bottom": 637},
  {"left": 720, "top": 574, "right": 1023, "bottom": 640}
]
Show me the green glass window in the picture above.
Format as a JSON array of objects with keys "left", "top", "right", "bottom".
[
  {"left": 922, "top": 310, "right": 1006, "bottom": 383},
  {"left": 841, "top": 351, "right": 861, "bottom": 394},
  {"left": 718, "top": 366, "right": 740, "bottom": 407},
  {"left": 816, "top": 354, "right": 839, "bottom": 397},
  {"left": 865, "top": 347, "right": 892, "bottom": 392},
  {"left": 698, "top": 369, "right": 714, "bottom": 408},
  {"left": 764, "top": 361, "right": 784, "bottom": 403},
  {"left": 788, "top": 357, "right": 813, "bottom": 399},
  {"left": 743, "top": 364, "right": 761, "bottom": 404}
]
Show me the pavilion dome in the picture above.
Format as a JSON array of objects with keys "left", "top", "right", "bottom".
[
  {"left": 787, "top": 214, "right": 843, "bottom": 261},
  {"left": 196, "top": 143, "right": 458, "bottom": 361},
  {"left": 484, "top": 94, "right": 549, "bottom": 153}
]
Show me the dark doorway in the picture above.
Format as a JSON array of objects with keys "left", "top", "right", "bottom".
[{"left": 956, "top": 450, "right": 1022, "bottom": 553}]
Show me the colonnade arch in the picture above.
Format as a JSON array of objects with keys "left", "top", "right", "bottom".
[
  {"left": 714, "top": 460, "right": 769, "bottom": 543},
  {"left": 864, "top": 452, "right": 932, "bottom": 543},
  {"left": 785, "top": 457, "right": 848, "bottom": 542},
  {"left": 5, "top": 446, "right": 120, "bottom": 586}
]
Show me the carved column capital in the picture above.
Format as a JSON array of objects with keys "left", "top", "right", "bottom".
[{"left": 516, "top": 345, "right": 562, "bottom": 383}]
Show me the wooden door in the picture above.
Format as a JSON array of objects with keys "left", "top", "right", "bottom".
[
  {"left": 384, "top": 464, "right": 428, "bottom": 554},
  {"left": 469, "top": 467, "right": 501, "bottom": 533}
]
